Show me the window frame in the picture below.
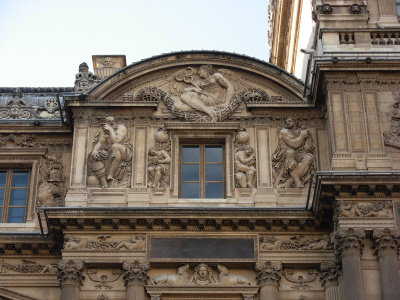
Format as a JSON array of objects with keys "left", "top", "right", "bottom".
[
  {"left": 0, "top": 169, "right": 31, "bottom": 223},
  {"left": 179, "top": 143, "right": 225, "bottom": 199}
]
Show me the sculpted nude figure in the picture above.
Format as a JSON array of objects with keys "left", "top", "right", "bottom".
[
  {"left": 115, "top": 235, "right": 145, "bottom": 250},
  {"left": 234, "top": 146, "right": 256, "bottom": 188},
  {"left": 147, "top": 148, "right": 171, "bottom": 188},
  {"left": 338, "top": 203, "right": 361, "bottom": 217}
]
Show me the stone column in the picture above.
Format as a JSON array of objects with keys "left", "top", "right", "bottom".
[
  {"left": 373, "top": 228, "right": 400, "bottom": 300},
  {"left": 123, "top": 261, "right": 149, "bottom": 300},
  {"left": 255, "top": 261, "right": 281, "bottom": 300},
  {"left": 57, "top": 260, "right": 84, "bottom": 300},
  {"left": 333, "top": 228, "right": 366, "bottom": 300},
  {"left": 320, "top": 260, "right": 342, "bottom": 300}
]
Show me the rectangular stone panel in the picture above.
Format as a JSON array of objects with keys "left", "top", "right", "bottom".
[
  {"left": 363, "top": 92, "right": 384, "bottom": 152},
  {"left": 347, "top": 93, "right": 365, "bottom": 151},
  {"left": 150, "top": 238, "right": 254, "bottom": 259},
  {"left": 329, "top": 92, "right": 348, "bottom": 152},
  {"left": 134, "top": 127, "right": 148, "bottom": 186}
]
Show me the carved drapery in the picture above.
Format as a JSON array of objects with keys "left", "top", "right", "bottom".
[{"left": 373, "top": 228, "right": 400, "bottom": 300}]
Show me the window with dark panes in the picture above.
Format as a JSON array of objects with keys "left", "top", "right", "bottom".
[
  {"left": 0, "top": 170, "right": 30, "bottom": 223},
  {"left": 180, "top": 145, "right": 224, "bottom": 198},
  {"left": 397, "top": 0, "right": 400, "bottom": 20}
]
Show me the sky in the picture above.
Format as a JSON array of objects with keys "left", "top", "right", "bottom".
[{"left": 0, "top": 0, "right": 270, "bottom": 87}]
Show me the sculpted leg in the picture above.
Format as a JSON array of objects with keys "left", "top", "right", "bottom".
[{"left": 181, "top": 93, "right": 217, "bottom": 121}]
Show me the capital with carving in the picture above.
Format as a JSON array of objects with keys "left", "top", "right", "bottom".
[
  {"left": 334, "top": 228, "right": 365, "bottom": 258},
  {"left": 255, "top": 261, "right": 281, "bottom": 287},
  {"left": 373, "top": 228, "right": 400, "bottom": 258},
  {"left": 57, "top": 260, "right": 85, "bottom": 288},
  {"left": 320, "top": 259, "right": 342, "bottom": 288},
  {"left": 123, "top": 260, "right": 149, "bottom": 287}
]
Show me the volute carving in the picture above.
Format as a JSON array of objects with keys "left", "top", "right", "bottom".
[
  {"left": 272, "top": 117, "right": 315, "bottom": 188},
  {"left": 255, "top": 261, "right": 282, "bottom": 287},
  {"left": 147, "top": 127, "right": 171, "bottom": 188},
  {"left": 87, "top": 116, "right": 132, "bottom": 188},
  {"left": 334, "top": 228, "right": 366, "bottom": 257},
  {"left": 74, "top": 62, "right": 100, "bottom": 92},
  {"left": 320, "top": 260, "right": 342, "bottom": 288},
  {"left": 372, "top": 228, "right": 400, "bottom": 258},
  {"left": 164, "top": 65, "right": 248, "bottom": 122},
  {"left": 123, "top": 261, "right": 149, "bottom": 287},
  {"left": 234, "top": 127, "right": 256, "bottom": 188},
  {"left": 57, "top": 260, "right": 85, "bottom": 287}
]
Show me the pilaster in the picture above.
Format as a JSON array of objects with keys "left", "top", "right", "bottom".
[
  {"left": 255, "top": 261, "right": 281, "bottom": 300},
  {"left": 57, "top": 260, "right": 85, "bottom": 300},
  {"left": 123, "top": 261, "right": 149, "bottom": 300}
]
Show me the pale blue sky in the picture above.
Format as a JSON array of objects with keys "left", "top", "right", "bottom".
[{"left": 0, "top": 0, "right": 270, "bottom": 87}]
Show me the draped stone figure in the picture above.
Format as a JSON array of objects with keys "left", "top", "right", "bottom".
[
  {"left": 88, "top": 117, "right": 132, "bottom": 188},
  {"left": 272, "top": 117, "right": 315, "bottom": 188}
]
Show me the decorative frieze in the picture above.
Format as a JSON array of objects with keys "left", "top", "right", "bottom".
[
  {"left": 259, "top": 235, "right": 333, "bottom": 251},
  {"left": 63, "top": 235, "right": 145, "bottom": 252},
  {"left": 335, "top": 201, "right": 392, "bottom": 218},
  {"left": 0, "top": 133, "right": 37, "bottom": 148},
  {"left": 282, "top": 268, "right": 318, "bottom": 290},
  {"left": 87, "top": 268, "right": 122, "bottom": 289}
]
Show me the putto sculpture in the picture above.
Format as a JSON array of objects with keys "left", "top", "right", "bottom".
[
  {"left": 234, "top": 127, "right": 256, "bottom": 188},
  {"left": 164, "top": 65, "right": 248, "bottom": 122},
  {"left": 147, "top": 127, "right": 171, "bottom": 188},
  {"left": 272, "top": 117, "right": 315, "bottom": 188},
  {"left": 384, "top": 96, "right": 400, "bottom": 150},
  {"left": 87, "top": 116, "right": 132, "bottom": 188}
]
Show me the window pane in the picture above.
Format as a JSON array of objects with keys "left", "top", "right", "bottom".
[
  {"left": 11, "top": 172, "right": 29, "bottom": 187},
  {"left": 7, "top": 207, "right": 25, "bottom": 223},
  {"left": 181, "top": 183, "right": 199, "bottom": 198},
  {"left": 205, "top": 164, "right": 223, "bottom": 181},
  {"left": 182, "top": 147, "right": 199, "bottom": 162},
  {"left": 205, "top": 146, "right": 222, "bottom": 162},
  {"left": 9, "top": 189, "right": 27, "bottom": 206},
  {"left": 0, "top": 189, "right": 4, "bottom": 206},
  {"left": 205, "top": 183, "right": 223, "bottom": 198},
  {"left": 182, "top": 164, "right": 199, "bottom": 181},
  {"left": 0, "top": 172, "right": 6, "bottom": 187}
]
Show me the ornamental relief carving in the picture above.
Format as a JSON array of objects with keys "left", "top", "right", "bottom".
[
  {"left": 259, "top": 235, "right": 333, "bottom": 251},
  {"left": 87, "top": 116, "right": 132, "bottom": 188},
  {"left": 74, "top": 62, "right": 100, "bottom": 92},
  {"left": 282, "top": 269, "right": 318, "bottom": 290},
  {"left": 63, "top": 235, "right": 145, "bottom": 252},
  {"left": 147, "top": 127, "right": 171, "bottom": 188},
  {"left": 335, "top": 201, "right": 393, "bottom": 218},
  {"left": 0, "top": 134, "right": 37, "bottom": 148},
  {"left": 37, "top": 153, "right": 66, "bottom": 207},
  {"left": 152, "top": 263, "right": 251, "bottom": 286},
  {"left": 0, "top": 259, "right": 58, "bottom": 274},
  {"left": 87, "top": 268, "right": 122, "bottom": 289},
  {"left": 272, "top": 117, "right": 315, "bottom": 188},
  {"left": 234, "top": 127, "right": 256, "bottom": 188},
  {"left": 372, "top": 228, "right": 400, "bottom": 257},
  {"left": 384, "top": 96, "right": 400, "bottom": 150}
]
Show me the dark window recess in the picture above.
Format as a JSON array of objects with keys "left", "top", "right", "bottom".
[{"left": 150, "top": 238, "right": 254, "bottom": 259}]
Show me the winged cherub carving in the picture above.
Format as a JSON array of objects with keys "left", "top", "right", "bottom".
[{"left": 164, "top": 65, "right": 249, "bottom": 122}]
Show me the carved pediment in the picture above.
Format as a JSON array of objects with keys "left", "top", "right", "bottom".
[{"left": 78, "top": 52, "right": 309, "bottom": 117}]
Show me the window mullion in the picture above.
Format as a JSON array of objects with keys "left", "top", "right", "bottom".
[
  {"left": 3, "top": 170, "right": 12, "bottom": 223},
  {"left": 200, "top": 145, "right": 205, "bottom": 198}
]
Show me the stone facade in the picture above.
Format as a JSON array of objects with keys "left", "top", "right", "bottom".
[{"left": 0, "top": 1, "right": 400, "bottom": 299}]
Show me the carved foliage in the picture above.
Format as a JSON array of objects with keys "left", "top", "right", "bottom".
[
  {"left": 0, "top": 259, "right": 57, "bottom": 274},
  {"left": 136, "top": 86, "right": 165, "bottom": 103},
  {"left": 384, "top": 96, "right": 400, "bottom": 150},
  {"left": 320, "top": 260, "right": 341, "bottom": 288},
  {"left": 234, "top": 127, "right": 256, "bottom": 188},
  {"left": 87, "top": 268, "right": 122, "bottom": 289},
  {"left": 57, "top": 260, "right": 85, "bottom": 287},
  {"left": 334, "top": 228, "right": 366, "bottom": 257},
  {"left": 38, "top": 153, "right": 66, "bottom": 207},
  {"left": 373, "top": 228, "right": 400, "bottom": 257},
  {"left": 123, "top": 261, "right": 149, "bottom": 287},
  {"left": 147, "top": 127, "right": 171, "bottom": 188},
  {"left": 272, "top": 117, "right": 315, "bottom": 189},
  {"left": 282, "top": 269, "right": 318, "bottom": 290},
  {"left": 255, "top": 261, "right": 281, "bottom": 287}
]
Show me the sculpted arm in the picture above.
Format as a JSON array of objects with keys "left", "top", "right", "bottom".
[
  {"left": 159, "top": 150, "right": 171, "bottom": 164},
  {"left": 103, "top": 124, "right": 128, "bottom": 144},
  {"left": 237, "top": 152, "right": 254, "bottom": 164},
  {"left": 280, "top": 130, "right": 309, "bottom": 149},
  {"left": 214, "top": 73, "right": 235, "bottom": 103}
]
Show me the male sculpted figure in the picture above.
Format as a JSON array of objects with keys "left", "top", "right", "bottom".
[{"left": 272, "top": 117, "right": 314, "bottom": 188}]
